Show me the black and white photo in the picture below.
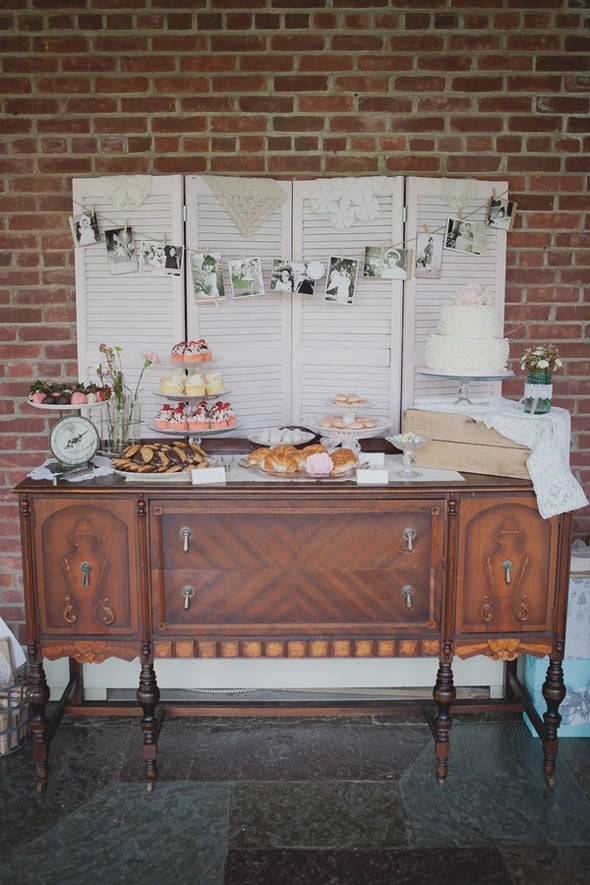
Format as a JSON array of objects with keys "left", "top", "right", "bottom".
[
  {"left": 192, "top": 251, "right": 225, "bottom": 300},
  {"left": 324, "top": 256, "right": 360, "bottom": 305},
  {"left": 104, "top": 227, "right": 137, "bottom": 275},
  {"left": 228, "top": 257, "right": 265, "bottom": 298},
  {"left": 69, "top": 210, "right": 101, "bottom": 247},
  {"left": 363, "top": 245, "right": 409, "bottom": 280},
  {"left": 415, "top": 232, "right": 443, "bottom": 279}
]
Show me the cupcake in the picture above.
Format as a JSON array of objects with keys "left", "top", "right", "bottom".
[
  {"left": 185, "top": 371, "right": 206, "bottom": 397},
  {"left": 205, "top": 370, "right": 224, "bottom": 395},
  {"left": 159, "top": 370, "right": 186, "bottom": 396}
]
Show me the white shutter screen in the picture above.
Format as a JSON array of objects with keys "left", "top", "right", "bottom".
[
  {"left": 73, "top": 175, "right": 185, "bottom": 437},
  {"left": 402, "top": 176, "right": 508, "bottom": 409},
  {"left": 184, "top": 176, "right": 293, "bottom": 431},
  {"left": 292, "top": 177, "right": 405, "bottom": 433}
]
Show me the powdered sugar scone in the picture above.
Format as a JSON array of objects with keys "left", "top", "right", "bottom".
[
  {"left": 205, "top": 370, "right": 224, "bottom": 395},
  {"left": 185, "top": 371, "right": 206, "bottom": 397},
  {"left": 159, "top": 370, "right": 186, "bottom": 396}
]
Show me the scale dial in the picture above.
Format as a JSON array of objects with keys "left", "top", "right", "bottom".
[{"left": 49, "top": 415, "right": 100, "bottom": 467}]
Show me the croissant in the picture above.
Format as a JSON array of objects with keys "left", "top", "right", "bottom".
[{"left": 331, "top": 447, "right": 359, "bottom": 474}]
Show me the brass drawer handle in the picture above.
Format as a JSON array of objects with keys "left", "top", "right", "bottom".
[
  {"left": 181, "top": 585, "right": 196, "bottom": 610},
  {"left": 179, "top": 526, "right": 192, "bottom": 553},
  {"left": 402, "top": 527, "right": 416, "bottom": 552},
  {"left": 401, "top": 585, "right": 414, "bottom": 609}
]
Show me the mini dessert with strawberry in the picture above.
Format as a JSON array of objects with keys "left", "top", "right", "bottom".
[
  {"left": 190, "top": 401, "right": 210, "bottom": 431},
  {"left": 28, "top": 380, "right": 110, "bottom": 405},
  {"left": 154, "top": 403, "right": 174, "bottom": 430},
  {"left": 186, "top": 338, "right": 212, "bottom": 362}
]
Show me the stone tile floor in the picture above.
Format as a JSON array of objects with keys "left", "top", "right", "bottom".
[{"left": 0, "top": 712, "right": 589, "bottom": 884}]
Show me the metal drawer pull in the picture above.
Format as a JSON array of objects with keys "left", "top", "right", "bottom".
[
  {"left": 401, "top": 585, "right": 414, "bottom": 609},
  {"left": 80, "top": 561, "right": 92, "bottom": 588},
  {"left": 502, "top": 559, "right": 513, "bottom": 585},
  {"left": 179, "top": 526, "right": 192, "bottom": 553},
  {"left": 402, "top": 527, "right": 416, "bottom": 552},
  {"left": 181, "top": 585, "right": 196, "bottom": 610}
]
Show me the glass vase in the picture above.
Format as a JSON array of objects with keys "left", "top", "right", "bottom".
[
  {"left": 102, "top": 397, "right": 141, "bottom": 456},
  {"left": 523, "top": 370, "right": 552, "bottom": 415}
]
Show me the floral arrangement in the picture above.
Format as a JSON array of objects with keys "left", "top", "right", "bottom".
[
  {"left": 97, "top": 344, "right": 160, "bottom": 405},
  {"left": 519, "top": 343, "right": 562, "bottom": 374}
]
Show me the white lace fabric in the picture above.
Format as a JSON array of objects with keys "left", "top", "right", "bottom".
[
  {"left": 100, "top": 175, "right": 152, "bottom": 209},
  {"left": 202, "top": 176, "right": 288, "bottom": 238},
  {"left": 309, "top": 176, "right": 386, "bottom": 229},
  {"left": 413, "top": 397, "right": 588, "bottom": 519}
]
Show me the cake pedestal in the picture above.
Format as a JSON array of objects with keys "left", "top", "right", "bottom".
[{"left": 417, "top": 368, "right": 514, "bottom": 404}]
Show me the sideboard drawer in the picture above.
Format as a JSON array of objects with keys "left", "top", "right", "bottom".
[{"left": 150, "top": 500, "right": 445, "bottom": 637}]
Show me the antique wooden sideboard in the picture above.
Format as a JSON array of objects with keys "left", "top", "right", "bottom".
[{"left": 14, "top": 454, "right": 572, "bottom": 794}]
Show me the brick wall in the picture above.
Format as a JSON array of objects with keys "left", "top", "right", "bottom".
[{"left": 1, "top": 0, "right": 589, "bottom": 637}]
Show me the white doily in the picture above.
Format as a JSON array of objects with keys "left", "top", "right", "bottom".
[
  {"left": 440, "top": 178, "right": 477, "bottom": 211},
  {"left": 309, "top": 176, "right": 386, "bottom": 229},
  {"left": 100, "top": 175, "right": 152, "bottom": 209},
  {"left": 29, "top": 456, "right": 115, "bottom": 483},
  {"left": 412, "top": 397, "right": 588, "bottom": 520},
  {"left": 202, "top": 176, "right": 288, "bottom": 238}
]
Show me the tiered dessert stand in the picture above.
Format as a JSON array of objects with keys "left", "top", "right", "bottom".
[
  {"left": 306, "top": 398, "right": 390, "bottom": 453},
  {"left": 152, "top": 358, "right": 238, "bottom": 445}
]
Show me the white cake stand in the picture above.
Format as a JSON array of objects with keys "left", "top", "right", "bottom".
[{"left": 417, "top": 368, "right": 514, "bottom": 404}]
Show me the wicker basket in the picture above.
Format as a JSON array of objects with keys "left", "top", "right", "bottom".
[{"left": 0, "top": 668, "right": 29, "bottom": 756}]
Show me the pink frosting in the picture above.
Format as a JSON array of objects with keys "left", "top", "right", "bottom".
[
  {"left": 453, "top": 283, "right": 493, "bottom": 306},
  {"left": 305, "top": 452, "right": 334, "bottom": 476}
]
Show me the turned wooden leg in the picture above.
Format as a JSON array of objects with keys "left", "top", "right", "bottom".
[
  {"left": 27, "top": 651, "right": 50, "bottom": 794},
  {"left": 137, "top": 643, "right": 161, "bottom": 792},
  {"left": 432, "top": 660, "right": 456, "bottom": 784},
  {"left": 541, "top": 656, "right": 566, "bottom": 789}
]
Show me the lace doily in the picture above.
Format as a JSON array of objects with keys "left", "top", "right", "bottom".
[
  {"left": 202, "top": 176, "right": 288, "bottom": 238},
  {"left": 100, "top": 175, "right": 152, "bottom": 209},
  {"left": 413, "top": 398, "right": 588, "bottom": 520},
  {"left": 309, "top": 176, "right": 386, "bottom": 229},
  {"left": 440, "top": 178, "right": 477, "bottom": 211}
]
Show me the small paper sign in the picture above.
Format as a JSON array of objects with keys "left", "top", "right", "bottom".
[{"left": 191, "top": 466, "right": 226, "bottom": 485}]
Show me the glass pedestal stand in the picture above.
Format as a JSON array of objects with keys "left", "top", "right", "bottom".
[{"left": 417, "top": 368, "right": 514, "bottom": 405}]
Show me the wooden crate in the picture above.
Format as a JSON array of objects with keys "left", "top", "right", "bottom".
[{"left": 402, "top": 409, "right": 530, "bottom": 479}]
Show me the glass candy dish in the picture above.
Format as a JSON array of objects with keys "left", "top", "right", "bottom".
[{"left": 387, "top": 432, "right": 427, "bottom": 479}]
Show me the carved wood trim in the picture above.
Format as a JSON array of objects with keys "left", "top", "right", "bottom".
[
  {"left": 153, "top": 636, "right": 442, "bottom": 660},
  {"left": 455, "top": 637, "right": 553, "bottom": 661}
]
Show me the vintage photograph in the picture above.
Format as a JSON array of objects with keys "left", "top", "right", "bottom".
[
  {"left": 486, "top": 197, "right": 517, "bottom": 231},
  {"left": 270, "top": 260, "right": 294, "bottom": 292},
  {"left": 69, "top": 210, "right": 101, "bottom": 247},
  {"left": 104, "top": 227, "right": 137, "bottom": 275},
  {"left": 324, "top": 256, "right": 360, "bottom": 305},
  {"left": 444, "top": 217, "right": 482, "bottom": 255},
  {"left": 228, "top": 257, "right": 265, "bottom": 298},
  {"left": 363, "top": 245, "right": 409, "bottom": 280},
  {"left": 191, "top": 251, "right": 225, "bottom": 300},
  {"left": 415, "top": 232, "right": 443, "bottom": 279},
  {"left": 139, "top": 241, "right": 184, "bottom": 275}
]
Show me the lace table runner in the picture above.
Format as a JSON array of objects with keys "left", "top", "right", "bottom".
[{"left": 413, "top": 397, "right": 588, "bottom": 519}]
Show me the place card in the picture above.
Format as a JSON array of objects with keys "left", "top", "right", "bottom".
[
  {"left": 191, "top": 466, "right": 226, "bottom": 485},
  {"left": 356, "top": 467, "right": 389, "bottom": 485}
]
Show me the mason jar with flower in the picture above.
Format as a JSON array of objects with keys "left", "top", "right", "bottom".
[
  {"left": 96, "top": 344, "right": 160, "bottom": 454},
  {"left": 519, "top": 344, "right": 562, "bottom": 414}
]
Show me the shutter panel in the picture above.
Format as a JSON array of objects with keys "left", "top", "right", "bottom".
[
  {"left": 292, "top": 177, "right": 405, "bottom": 433},
  {"left": 184, "top": 176, "right": 293, "bottom": 431},
  {"left": 73, "top": 175, "right": 185, "bottom": 437},
  {"left": 403, "top": 176, "right": 508, "bottom": 408}
]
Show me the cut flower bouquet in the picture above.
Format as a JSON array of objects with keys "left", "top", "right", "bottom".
[{"left": 519, "top": 343, "right": 562, "bottom": 374}]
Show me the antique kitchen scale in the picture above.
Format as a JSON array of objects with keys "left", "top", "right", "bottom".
[{"left": 29, "top": 401, "right": 105, "bottom": 482}]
